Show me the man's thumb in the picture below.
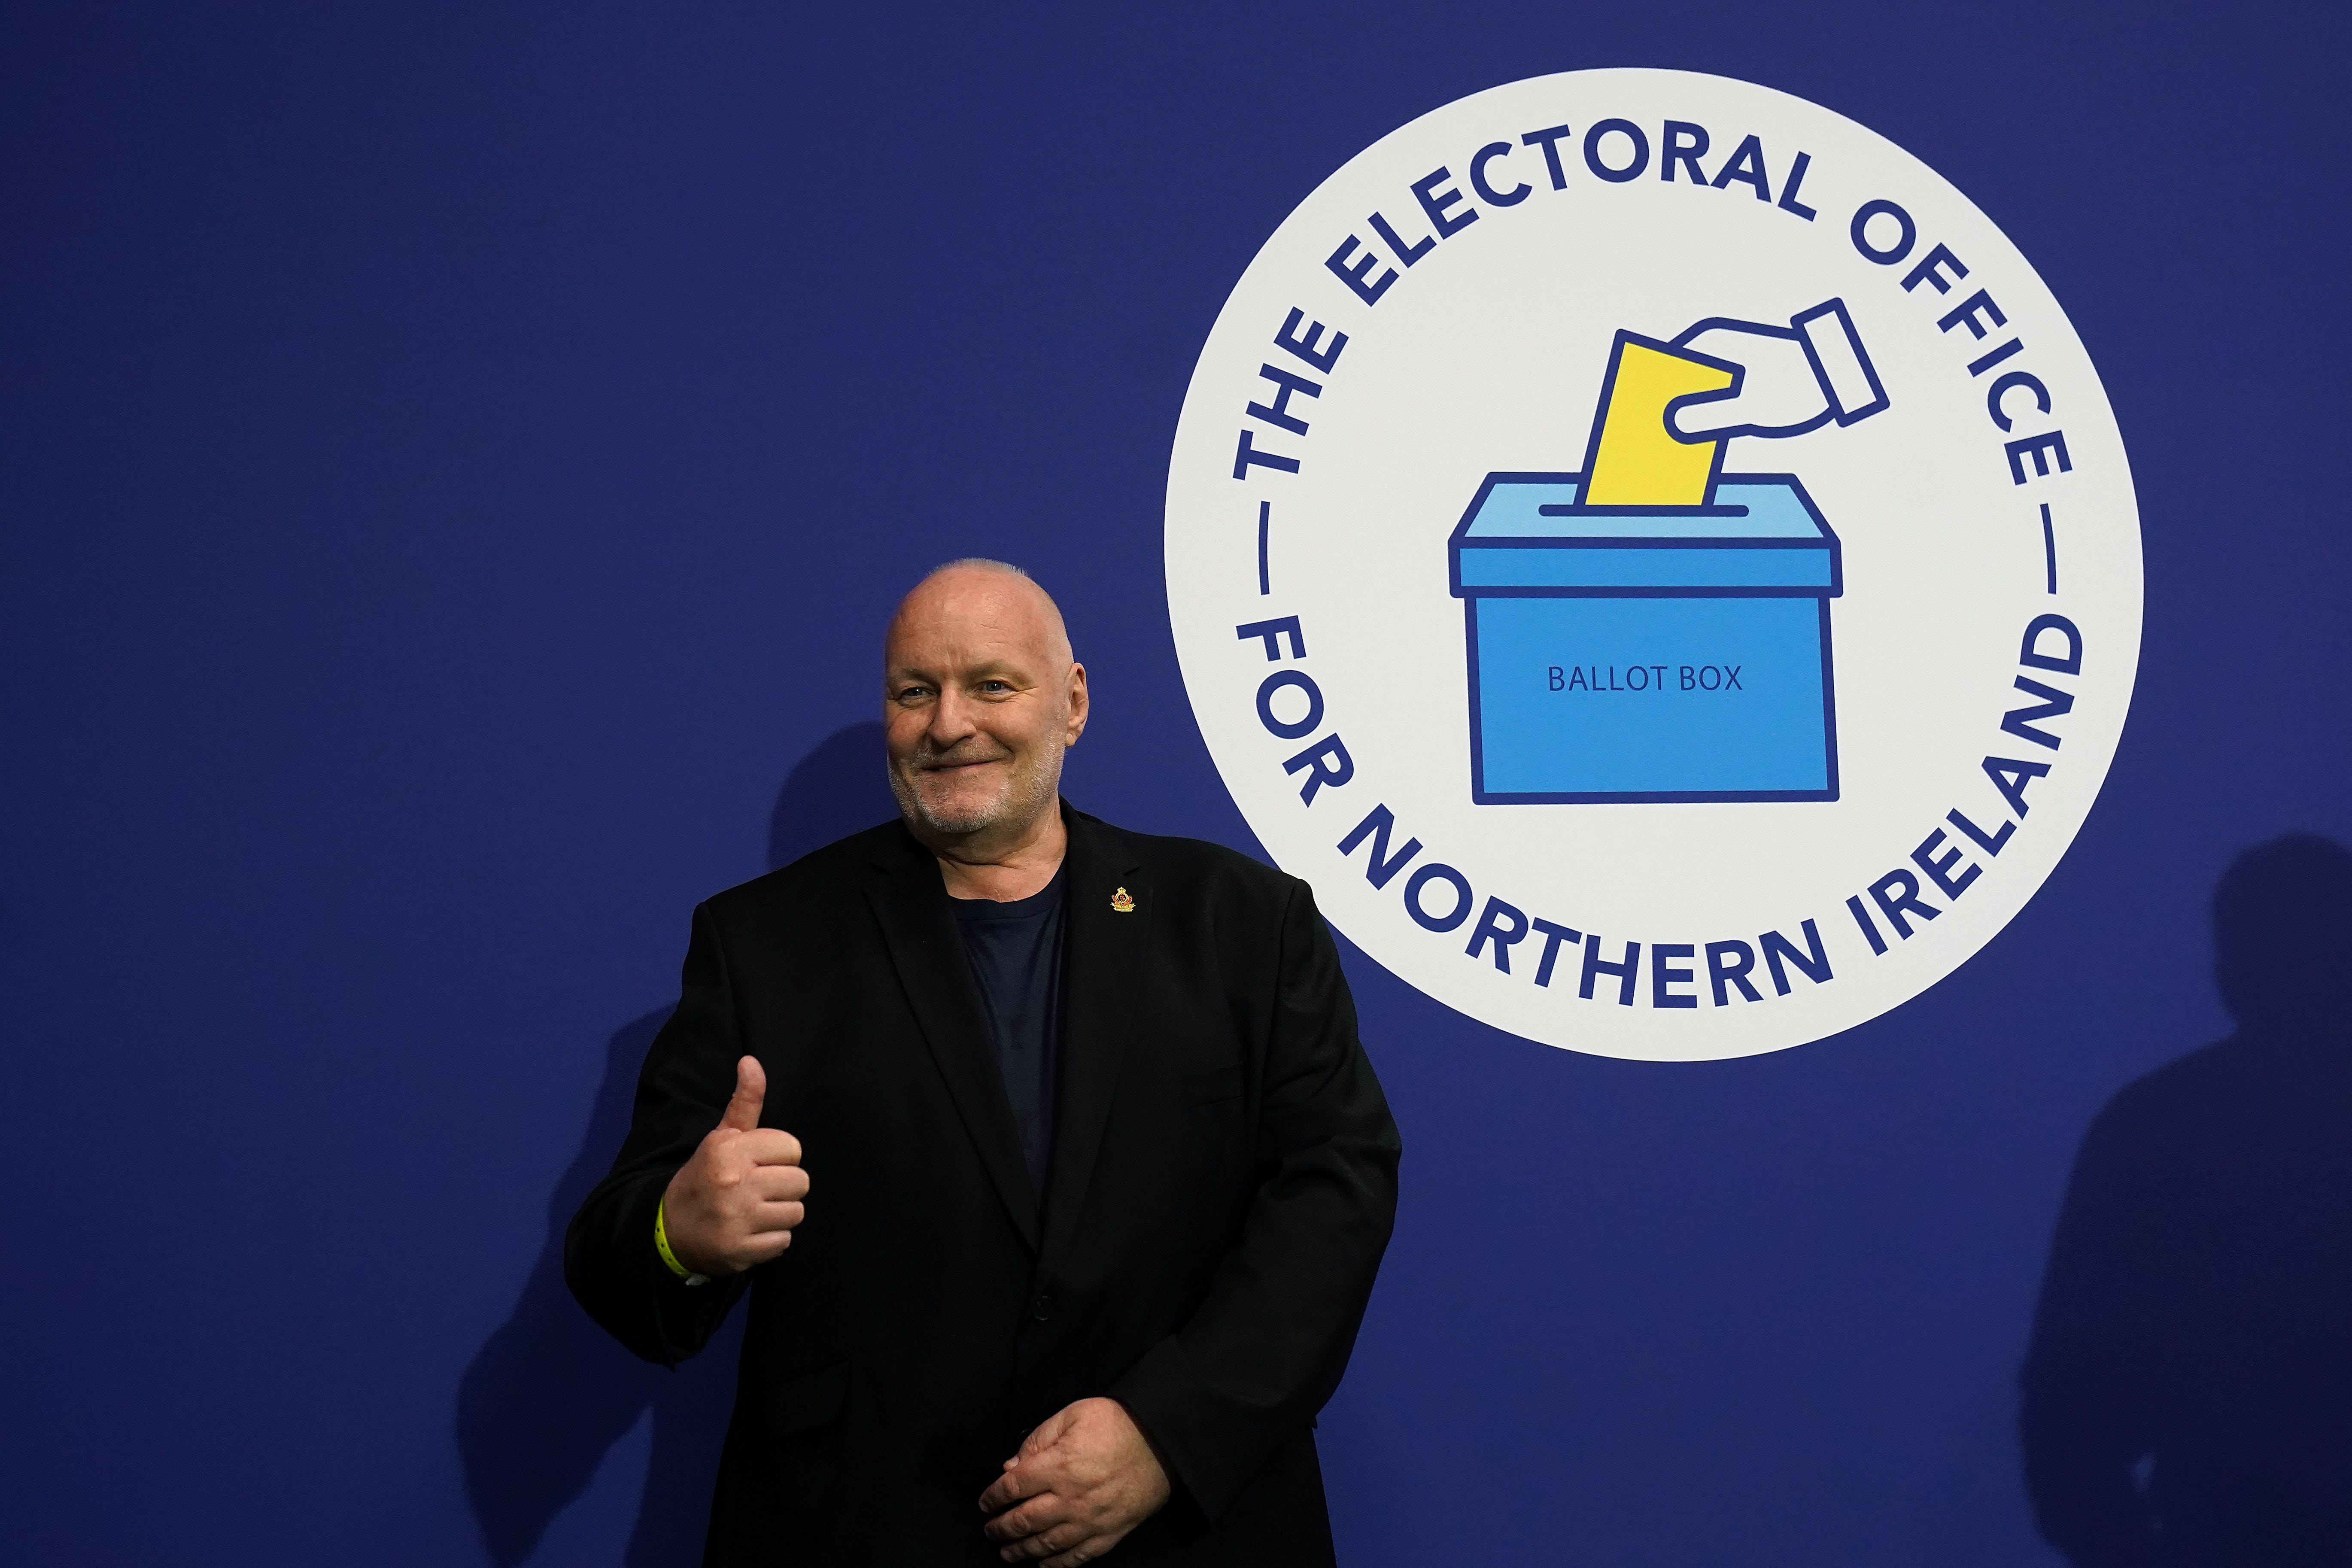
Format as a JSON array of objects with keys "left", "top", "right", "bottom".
[{"left": 718, "top": 1055, "right": 766, "bottom": 1133}]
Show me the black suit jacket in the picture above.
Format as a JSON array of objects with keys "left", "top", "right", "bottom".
[{"left": 565, "top": 804, "right": 1402, "bottom": 1565}]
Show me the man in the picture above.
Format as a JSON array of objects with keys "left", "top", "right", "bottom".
[{"left": 566, "top": 560, "right": 1402, "bottom": 1565}]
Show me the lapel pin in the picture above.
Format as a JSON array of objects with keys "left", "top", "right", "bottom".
[{"left": 1110, "top": 887, "right": 1136, "bottom": 913}]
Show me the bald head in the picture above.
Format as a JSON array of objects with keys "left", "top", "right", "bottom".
[
  {"left": 886, "top": 560, "right": 1072, "bottom": 672},
  {"left": 882, "top": 561, "right": 1088, "bottom": 858}
]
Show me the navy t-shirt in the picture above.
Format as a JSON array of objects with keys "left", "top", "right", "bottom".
[{"left": 948, "top": 868, "right": 1065, "bottom": 1200}]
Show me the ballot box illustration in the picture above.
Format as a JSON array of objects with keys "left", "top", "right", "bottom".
[
  {"left": 1445, "top": 322, "right": 1875, "bottom": 804},
  {"left": 1448, "top": 471, "right": 1842, "bottom": 803}
]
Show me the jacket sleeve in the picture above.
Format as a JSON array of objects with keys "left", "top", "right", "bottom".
[
  {"left": 1109, "top": 876, "right": 1403, "bottom": 1520},
  {"left": 564, "top": 900, "right": 754, "bottom": 1364}
]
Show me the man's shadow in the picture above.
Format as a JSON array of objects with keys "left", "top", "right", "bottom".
[
  {"left": 2020, "top": 833, "right": 2352, "bottom": 1567},
  {"left": 458, "top": 723, "right": 893, "bottom": 1566}
]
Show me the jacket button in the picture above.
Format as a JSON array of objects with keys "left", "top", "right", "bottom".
[{"left": 1030, "top": 1292, "right": 1054, "bottom": 1322}]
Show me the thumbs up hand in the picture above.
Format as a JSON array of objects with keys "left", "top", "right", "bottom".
[{"left": 659, "top": 1056, "right": 809, "bottom": 1276}]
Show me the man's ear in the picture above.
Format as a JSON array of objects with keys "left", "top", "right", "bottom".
[{"left": 1064, "top": 662, "right": 1089, "bottom": 745}]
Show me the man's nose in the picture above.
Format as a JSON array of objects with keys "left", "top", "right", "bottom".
[{"left": 928, "top": 686, "right": 980, "bottom": 746}]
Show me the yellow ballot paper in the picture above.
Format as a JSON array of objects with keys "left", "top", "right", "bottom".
[{"left": 1579, "top": 334, "right": 1738, "bottom": 506}]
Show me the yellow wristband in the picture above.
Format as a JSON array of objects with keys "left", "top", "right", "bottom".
[{"left": 654, "top": 1199, "right": 708, "bottom": 1287}]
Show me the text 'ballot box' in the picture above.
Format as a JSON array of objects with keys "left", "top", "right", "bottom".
[{"left": 1448, "top": 473, "right": 1844, "bottom": 804}]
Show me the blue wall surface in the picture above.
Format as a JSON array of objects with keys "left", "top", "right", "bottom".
[{"left": 3, "top": 3, "right": 2347, "bottom": 1564}]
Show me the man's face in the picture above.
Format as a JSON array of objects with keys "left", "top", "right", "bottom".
[{"left": 883, "top": 568, "right": 1087, "bottom": 842}]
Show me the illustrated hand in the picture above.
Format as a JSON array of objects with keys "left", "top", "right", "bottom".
[
  {"left": 978, "top": 1398, "right": 1171, "bottom": 1565},
  {"left": 658, "top": 1055, "right": 808, "bottom": 1276},
  {"left": 1665, "top": 300, "right": 1887, "bottom": 441},
  {"left": 1665, "top": 319, "right": 1834, "bottom": 441}
]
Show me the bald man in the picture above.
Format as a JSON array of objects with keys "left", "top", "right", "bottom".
[{"left": 567, "top": 561, "right": 1401, "bottom": 1566}]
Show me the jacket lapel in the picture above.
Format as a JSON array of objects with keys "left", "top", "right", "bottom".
[
  {"left": 1045, "top": 808, "right": 1149, "bottom": 1264},
  {"left": 862, "top": 834, "right": 1041, "bottom": 1253}
]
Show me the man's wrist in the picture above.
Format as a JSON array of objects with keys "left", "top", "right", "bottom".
[{"left": 653, "top": 1197, "right": 709, "bottom": 1287}]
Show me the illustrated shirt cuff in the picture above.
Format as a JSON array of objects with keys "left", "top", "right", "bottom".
[{"left": 1792, "top": 298, "right": 1889, "bottom": 425}]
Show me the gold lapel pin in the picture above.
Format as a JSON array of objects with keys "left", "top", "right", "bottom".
[{"left": 1110, "top": 886, "right": 1136, "bottom": 913}]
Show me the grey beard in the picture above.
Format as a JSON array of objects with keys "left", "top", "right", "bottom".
[{"left": 888, "top": 742, "right": 1064, "bottom": 839}]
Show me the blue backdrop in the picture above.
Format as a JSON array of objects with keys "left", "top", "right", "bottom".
[{"left": 3, "top": 3, "right": 2347, "bottom": 1563}]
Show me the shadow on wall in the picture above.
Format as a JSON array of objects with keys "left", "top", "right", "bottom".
[
  {"left": 2021, "top": 833, "right": 2352, "bottom": 1568},
  {"left": 458, "top": 723, "right": 892, "bottom": 1566}
]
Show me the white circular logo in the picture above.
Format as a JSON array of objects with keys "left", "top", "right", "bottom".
[{"left": 1165, "top": 68, "right": 2142, "bottom": 1062}]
